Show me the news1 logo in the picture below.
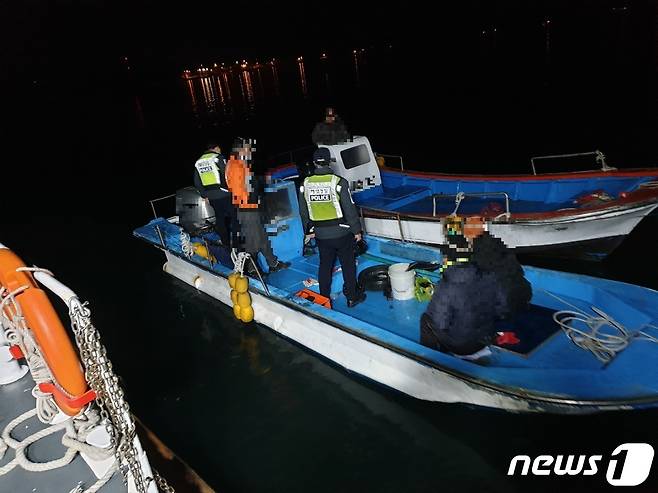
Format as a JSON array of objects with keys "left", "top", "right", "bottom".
[{"left": 507, "top": 443, "right": 655, "bottom": 486}]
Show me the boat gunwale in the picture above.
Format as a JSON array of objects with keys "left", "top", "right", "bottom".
[
  {"left": 267, "top": 162, "right": 658, "bottom": 181},
  {"left": 379, "top": 165, "right": 658, "bottom": 181},
  {"left": 266, "top": 164, "right": 658, "bottom": 221},
  {"left": 360, "top": 194, "right": 658, "bottom": 223}
]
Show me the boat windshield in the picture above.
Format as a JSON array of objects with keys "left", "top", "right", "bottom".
[{"left": 341, "top": 144, "right": 371, "bottom": 169}]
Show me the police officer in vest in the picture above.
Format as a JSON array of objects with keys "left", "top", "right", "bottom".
[
  {"left": 193, "top": 140, "right": 238, "bottom": 247},
  {"left": 299, "top": 148, "right": 366, "bottom": 308}
]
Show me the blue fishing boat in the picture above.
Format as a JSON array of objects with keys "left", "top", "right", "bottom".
[
  {"left": 135, "top": 180, "right": 658, "bottom": 414},
  {"left": 267, "top": 142, "right": 658, "bottom": 260}
]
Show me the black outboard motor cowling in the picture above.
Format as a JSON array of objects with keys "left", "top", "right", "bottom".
[{"left": 176, "top": 186, "right": 216, "bottom": 234}]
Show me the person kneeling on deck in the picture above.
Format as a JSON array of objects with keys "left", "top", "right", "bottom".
[
  {"left": 299, "top": 148, "right": 366, "bottom": 308},
  {"left": 193, "top": 139, "right": 238, "bottom": 247},
  {"left": 464, "top": 216, "right": 532, "bottom": 317},
  {"left": 226, "top": 138, "right": 289, "bottom": 274},
  {"left": 420, "top": 217, "right": 512, "bottom": 356}
]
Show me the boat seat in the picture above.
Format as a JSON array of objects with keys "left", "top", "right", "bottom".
[{"left": 493, "top": 304, "right": 560, "bottom": 355}]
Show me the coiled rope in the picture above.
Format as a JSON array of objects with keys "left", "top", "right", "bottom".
[
  {"left": 180, "top": 230, "right": 194, "bottom": 258},
  {"left": 230, "top": 250, "right": 271, "bottom": 296},
  {"left": 1, "top": 285, "right": 59, "bottom": 422},
  {"left": 542, "top": 290, "right": 658, "bottom": 363},
  {"left": 0, "top": 407, "right": 116, "bottom": 492},
  {"left": 231, "top": 250, "right": 249, "bottom": 276}
]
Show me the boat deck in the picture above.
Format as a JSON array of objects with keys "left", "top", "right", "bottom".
[
  {"left": 0, "top": 373, "right": 126, "bottom": 492},
  {"left": 268, "top": 253, "right": 428, "bottom": 343},
  {"left": 266, "top": 248, "right": 588, "bottom": 367}
]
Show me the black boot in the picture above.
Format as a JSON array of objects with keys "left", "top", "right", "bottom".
[
  {"left": 269, "top": 260, "right": 290, "bottom": 273},
  {"left": 347, "top": 291, "right": 367, "bottom": 308}
]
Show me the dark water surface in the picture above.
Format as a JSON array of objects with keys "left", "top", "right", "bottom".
[{"left": 7, "top": 5, "right": 658, "bottom": 491}]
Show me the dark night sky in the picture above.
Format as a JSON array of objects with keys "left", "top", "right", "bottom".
[
  {"left": 2, "top": 0, "right": 656, "bottom": 218},
  {"left": 4, "top": 1, "right": 653, "bottom": 85},
  {"left": 4, "top": 2, "right": 650, "bottom": 97},
  {"left": 3, "top": 1, "right": 403, "bottom": 81}
]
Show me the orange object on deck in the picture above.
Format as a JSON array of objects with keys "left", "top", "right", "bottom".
[
  {"left": 0, "top": 248, "right": 89, "bottom": 416},
  {"left": 295, "top": 288, "right": 332, "bottom": 309}
]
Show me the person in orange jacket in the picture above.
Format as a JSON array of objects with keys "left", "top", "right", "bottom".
[{"left": 226, "top": 138, "right": 289, "bottom": 273}]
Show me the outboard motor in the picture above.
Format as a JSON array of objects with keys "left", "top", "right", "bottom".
[
  {"left": 320, "top": 136, "right": 382, "bottom": 193},
  {"left": 175, "top": 186, "right": 216, "bottom": 234}
]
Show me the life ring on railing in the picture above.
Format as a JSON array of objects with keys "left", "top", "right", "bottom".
[{"left": 0, "top": 247, "right": 90, "bottom": 416}]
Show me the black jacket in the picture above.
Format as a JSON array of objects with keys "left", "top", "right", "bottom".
[
  {"left": 423, "top": 262, "right": 508, "bottom": 355},
  {"left": 470, "top": 232, "right": 532, "bottom": 316},
  {"left": 311, "top": 118, "right": 351, "bottom": 145}
]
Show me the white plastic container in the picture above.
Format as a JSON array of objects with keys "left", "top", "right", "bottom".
[{"left": 388, "top": 263, "right": 415, "bottom": 301}]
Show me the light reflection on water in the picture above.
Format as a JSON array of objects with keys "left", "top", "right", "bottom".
[
  {"left": 181, "top": 51, "right": 370, "bottom": 125},
  {"left": 297, "top": 58, "right": 308, "bottom": 98}
]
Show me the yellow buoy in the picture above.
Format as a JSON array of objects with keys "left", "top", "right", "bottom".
[
  {"left": 193, "top": 243, "right": 208, "bottom": 257},
  {"left": 228, "top": 272, "right": 239, "bottom": 289},
  {"left": 240, "top": 305, "right": 254, "bottom": 323},
  {"left": 233, "top": 304, "right": 242, "bottom": 319},
  {"left": 231, "top": 289, "right": 239, "bottom": 305},
  {"left": 235, "top": 275, "right": 249, "bottom": 294},
  {"left": 237, "top": 292, "right": 252, "bottom": 308},
  {"left": 192, "top": 243, "right": 215, "bottom": 262}
]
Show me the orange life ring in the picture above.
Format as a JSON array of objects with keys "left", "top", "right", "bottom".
[{"left": 0, "top": 248, "right": 89, "bottom": 416}]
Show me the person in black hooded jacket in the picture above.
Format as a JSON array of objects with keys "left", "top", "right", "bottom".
[
  {"left": 420, "top": 216, "right": 531, "bottom": 355},
  {"left": 311, "top": 107, "right": 351, "bottom": 145},
  {"left": 464, "top": 216, "right": 532, "bottom": 317},
  {"left": 420, "top": 240, "right": 508, "bottom": 355}
]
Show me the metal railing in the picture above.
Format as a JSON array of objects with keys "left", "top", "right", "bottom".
[
  {"left": 530, "top": 150, "right": 616, "bottom": 175},
  {"left": 431, "top": 191, "right": 511, "bottom": 220},
  {"left": 376, "top": 153, "right": 404, "bottom": 171},
  {"left": 149, "top": 193, "right": 177, "bottom": 219},
  {"left": 148, "top": 193, "right": 178, "bottom": 248}
]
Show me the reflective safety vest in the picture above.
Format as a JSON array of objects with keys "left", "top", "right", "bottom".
[
  {"left": 195, "top": 152, "right": 228, "bottom": 191},
  {"left": 302, "top": 174, "right": 343, "bottom": 221}
]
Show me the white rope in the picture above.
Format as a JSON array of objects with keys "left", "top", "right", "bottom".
[
  {"left": 6, "top": 326, "right": 58, "bottom": 423},
  {"left": 230, "top": 249, "right": 250, "bottom": 276},
  {"left": 1, "top": 408, "right": 77, "bottom": 474},
  {"left": 1, "top": 286, "right": 60, "bottom": 423},
  {"left": 451, "top": 192, "right": 465, "bottom": 216},
  {"left": 542, "top": 290, "right": 658, "bottom": 363},
  {"left": 31, "top": 385, "right": 60, "bottom": 424},
  {"left": 0, "top": 285, "right": 29, "bottom": 322},
  {"left": 0, "top": 406, "right": 117, "bottom": 491},
  {"left": 180, "top": 230, "right": 194, "bottom": 258},
  {"left": 15, "top": 266, "right": 55, "bottom": 277}
]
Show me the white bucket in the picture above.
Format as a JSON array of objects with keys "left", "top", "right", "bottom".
[{"left": 388, "top": 263, "right": 415, "bottom": 301}]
